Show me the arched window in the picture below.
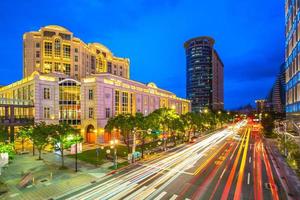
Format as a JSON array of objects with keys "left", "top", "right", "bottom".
[{"left": 54, "top": 39, "right": 61, "bottom": 58}]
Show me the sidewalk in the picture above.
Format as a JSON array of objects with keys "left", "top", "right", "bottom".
[
  {"left": 0, "top": 150, "right": 117, "bottom": 200},
  {"left": 265, "top": 139, "right": 300, "bottom": 198}
]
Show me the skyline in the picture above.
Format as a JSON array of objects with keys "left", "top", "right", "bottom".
[{"left": 0, "top": 0, "right": 284, "bottom": 109}]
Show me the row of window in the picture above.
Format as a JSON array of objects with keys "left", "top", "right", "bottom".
[{"left": 44, "top": 41, "right": 71, "bottom": 59}]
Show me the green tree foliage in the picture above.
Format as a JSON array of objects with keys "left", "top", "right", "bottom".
[
  {"left": 18, "top": 126, "right": 32, "bottom": 152},
  {"left": 261, "top": 114, "right": 275, "bottom": 138},
  {"left": 49, "top": 123, "right": 82, "bottom": 168},
  {"left": 0, "top": 143, "right": 14, "bottom": 159},
  {"left": 29, "top": 122, "right": 52, "bottom": 160}
]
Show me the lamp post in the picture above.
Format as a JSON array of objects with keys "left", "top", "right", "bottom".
[{"left": 110, "top": 139, "right": 118, "bottom": 169}]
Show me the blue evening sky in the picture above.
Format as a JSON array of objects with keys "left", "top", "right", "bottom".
[{"left": 0, "top": 0, "right": 284, "bottom": 109}]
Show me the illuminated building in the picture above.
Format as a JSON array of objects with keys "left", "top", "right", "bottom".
[
  {"left": 285, "top": 1, "right": 300, "bottom": 119},
  {"left": 266, "top": 64, "right": 286, "bottom": 113},
  {"left": 184, "top": 36, "right": 224, "bottom": 112},
  {"left": 0, "top": 25, "right": 190, "bottom": 144},
  {"left": 23, "top": 25, "right": 130, "bottom": 80}
]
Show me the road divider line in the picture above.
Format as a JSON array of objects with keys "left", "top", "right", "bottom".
[
  {"left": 154, "top": 191, "right": 167, "bottom": 200},
  {"left": 169, "top": 194, "right": 178, "bottom": 200},
  {"left": 247, "top": 172, "right": 250, "bottom": 185}
]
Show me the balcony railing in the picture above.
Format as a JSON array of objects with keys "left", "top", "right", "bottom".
[
  {"left": 0, "top": 117, "right": 34, "bottom": 125},
  {"left": 0, "top": 98, "right": 34, "bottom": 106}
]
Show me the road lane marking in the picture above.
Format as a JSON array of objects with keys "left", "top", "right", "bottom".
[
  {"left": 123, "top": 186, "right": 148, "bottom": 200},
  {"left": 247, "top": 172, "right": 250, "bottom": 184},
  {"left": 169, "top": 194, "right": 178, "bottom": 200},
  {"left": 249, "top": 156, "right": 251, "bottom": 163},
  {"left": 154, "top": 191, "right": 167, "bottom": 200}
]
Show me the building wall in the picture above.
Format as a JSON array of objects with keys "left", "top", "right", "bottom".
[
  {"left": 0, "top": 72, "right": 59, "bottom": 124},
  {"left": 184, "top": 36, "right": 224, "bottom": 112},
  {"left": 23, "top": 25, "right": 130, "bottom": 80},
  {"left": 285, "top": 0, "right": 300, "bottom": 119},
  {"left": 81, "top": 74, "right": 190, "bottom": 143}
]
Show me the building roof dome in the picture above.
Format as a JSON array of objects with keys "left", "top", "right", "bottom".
[
  {"left": 41, "top": 25, "right": 70, "bottom": 32},
  {"left": 91, "top": 43, "right": 111, "bottom": 53}
]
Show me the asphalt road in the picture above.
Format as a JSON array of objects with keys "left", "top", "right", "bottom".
[{"left": 56, "top": 120, "right": 288, "bottom": 200}]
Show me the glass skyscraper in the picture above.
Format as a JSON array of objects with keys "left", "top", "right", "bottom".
[
  {"left": 184, "top": 36, "right": 224, "bottom": 112},
  {"left": 285, "top": 0, "right": 300, "bottom": 119}
]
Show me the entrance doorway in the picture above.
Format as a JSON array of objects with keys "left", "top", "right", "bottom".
[{"left": 86, "top": 125, "right": 96, "bottom": 143}]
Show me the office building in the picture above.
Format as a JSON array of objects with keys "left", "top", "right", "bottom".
[
  {"left": 267, "top": 64, "right": 286, "bottom": 113},
  {"left": 0, "top": 25, "right": 190, "bottom": 144},
  {"left": 184, "top": 36, "right": 224, "bottom": 112},
  {"left": 285, "top": 1, "right": 300, "bottom": 119},
  {"left": 23, "top": 25, "right": 130, "bottom": 80}
]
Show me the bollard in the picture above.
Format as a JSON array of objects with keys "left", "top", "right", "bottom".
[
  {"left": 32, "top": 177, "right": 35, "bottom": 185},
  {"left": 50, "top": 172, "right": 53, "bottom": 180}
]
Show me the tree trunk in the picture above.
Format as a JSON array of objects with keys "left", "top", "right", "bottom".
[
  {"left": 127, "top": 132, "right": 130, "bottom": 153},
  {"left": 61, "top": 146, "right": 64, "bottom": 168},
  {"left": 32, "top": 144, "right": 35, "bottom": 156},
  {"left": 38, "top": 148, "right": 42, "bottom": 160},
  {"left": 141, "top": 139, "right": 145, "bottom": 159},
  {"left": 22, "top": 138, "right": 24, "bottom": 152},
  {"left": 173, "top": 133, "right": 177, "bottom": 147},
  {"left": 188, "top": 131, "right": 191, "bottom": 142}
]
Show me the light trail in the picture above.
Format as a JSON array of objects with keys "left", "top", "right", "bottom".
[
  {"left": 233, "top": 127, "right": 250, "bottom": 200},
  {"left": 65, "top": 121, "right": 247, "bottom": 200},
  {"left": 262, "top": 143, "right": 280, "bottom": 200},
  {"left": 220, "top": 128, "right": 247, "bottom": 200},
  {"left": 208, "top": 139, "right": 241, "bottom": 200}
]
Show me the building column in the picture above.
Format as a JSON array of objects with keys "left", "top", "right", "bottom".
[
  {"left": 4, "top": 106, "right": 9, "bottom": 120},
  {"left": 10, "top": 106, "right": 15, "bottom": 123}
]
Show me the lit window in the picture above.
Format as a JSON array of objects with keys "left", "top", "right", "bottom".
[
  {"left": 88, "top": 89, "right": 93, "bottom": 100},
  {"left": 107, "top": 62, "right": 112, "bottom": 73},
  {"left": 44, "top": 107, "right": 50, "bottom": 119},
  {"left": 122, "top": 92, "right": 128, "bottom": 114},
  {"left": 115, "top": 90, "right": 120, "bottom": 114},
  {"left": 88, "top": 108, "right": 94, "bottom": 119},
  {"left": 44, "top": 88, "right": 50, "bottom": 99},
  {"left": 54, "top": 62, "right": 60, "bottom": 72},
  {"left": 44, "top": 62, "right": 52, "bottom": 73},
  {"left": 63, "top": 44, "right": 71, "bottom": 59},
  {"left": 44, "top": 42, "right": 52, "bottom": 57},
  {"left": 105, "top": 108, "right": 110, "bottom": 118},
  {"left": 63, "top": 63, "right": 71, "bottom": 75},
  {"left": 54, "top": 39, "right": 61, "bottom": 58}
]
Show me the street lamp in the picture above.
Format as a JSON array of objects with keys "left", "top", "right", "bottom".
[{"left": 110, "top": 139, "right": 118, "bottom": 169}]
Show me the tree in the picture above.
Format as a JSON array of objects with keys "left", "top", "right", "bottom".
[
  {"left": 29, "top": 122, "right": 51, "bottom": 160},
  {"left": 0, "top": 143, "right": 15, "bottom": 159},
  {"left": 0, "top": 126, "right": 8, "bottom": 143},
  {"left": 50, "top": 123, "right": 82, "bottom": 168},
  {"left": 152, "top": 108, "right": 179, "bottom": 150},
  {"left": 181, "top": 112, "right": 198, "bottom": 142},
  {"left": 133, "top": 112, "right": 159, "bottom": 158},
  {"left": 170, "top": 117, "right": 185, "bottom": 146},
  {"left": 261, "top": 114, "right": 275, "bottom": 138},
  {"left": 18, "top": 126, "right": 31, "bottom": 152},
  {"left": 105, "top": 114, "right": 134, "bottom": 152}
]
